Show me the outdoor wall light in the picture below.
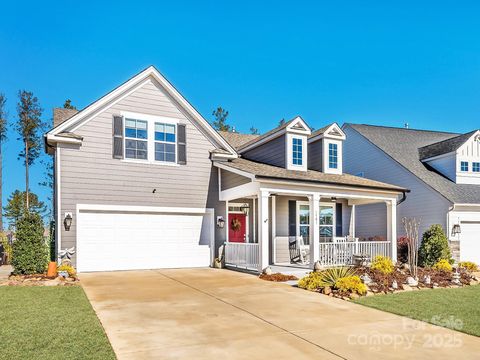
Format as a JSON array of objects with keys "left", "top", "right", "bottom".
[
  {"left": 240, "top": 203, "right": 250, "bottom": 215},
  {"left": 64, "top": 213, "right": 73, "bottom": 231},
  {"left": 451, "top": 224, "right": 461, "bottom": 236},
  {"left": 216, "top": 216, "right": 225, "bottom": 229}
]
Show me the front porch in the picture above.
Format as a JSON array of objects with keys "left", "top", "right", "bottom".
[{"left": 218, "top": 171, "right": 399, "bottom": 273}]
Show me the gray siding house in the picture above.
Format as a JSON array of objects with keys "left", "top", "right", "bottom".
[
  {"left": 343, "top": 124, "right": 480, "bottom": 263},
  {"left": 45, "top": 66, "right": 407, "bottom": 273}
]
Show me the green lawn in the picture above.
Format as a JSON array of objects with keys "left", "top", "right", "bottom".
[
  {"left": 354, "top": 285, "right": 480, "bottom": 337},
  {"left": 0, "top": 286, "right": 116, "bottom": 360}
]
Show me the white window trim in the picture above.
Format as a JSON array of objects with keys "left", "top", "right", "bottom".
[
  {"left": 120, "top": 111, "right": 180, "bottom": 166},
  {"left": 322, "top": 139, "right": 342, "bottom": 174},
  {"left": 297, "top": 201, "right": 310, "bottom": 243},
  {"left": 328, "top": 143, "right": 339, "bottom": 169},
  {"left": 286, "top": 133, "right": 307, "bottom": 171},
  {"left": 459, "top": 160, "right": 469, "bottom": 172}
]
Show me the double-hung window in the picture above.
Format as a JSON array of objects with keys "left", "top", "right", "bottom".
[
  {"left": 292, "top": 138, "right": 303, "bottom": 165},
  {"left": 155, "top": 123, "right": 176, "bottom": 163},
  {"left": 473, "top": 162, "right": 480, "bottom": 173},
  {"left": 329, "top": 143, "right": 338, "bottom": 169},
  {"left": 460, "top": 161, "right": 469, "bottom": 172},
  {"left": 125, "top": 119, "right": 148, "bottom": 160}
]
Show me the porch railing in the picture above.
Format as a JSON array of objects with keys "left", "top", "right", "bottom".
[
  {"left": 224, "top": 242, "right": 259, "bottom": 271},
  {"left": 318, "top": 240, "right": 391, "bottom": 267}
]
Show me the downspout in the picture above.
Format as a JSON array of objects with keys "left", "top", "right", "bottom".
[{"left": 397, "top": 191, "right": 407, "bottom": 205}]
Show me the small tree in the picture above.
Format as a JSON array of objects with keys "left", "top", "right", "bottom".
[
  {"left": 0, "top": 93, "right": 7, "bottom": 231},
  {"left": 15, "top": 91, "right": 44, "bottom": 210},
  {"left": 402, "top": 217, "right": 420, "bottom": 278},
  {"left": 4, "top": 190, "right": 46, "bottom": 230},
  {"left": 212, "top": 107, "right": 231, "bottom": 131},
  {"left": 63, "top": 99, "right": 77, "bottom": 110},
  {"left": 278, "top": 118, "right": 286, "bottom": 126},
  {"left": 249, "top": 126, "right": 259, "bottom": 135},
  {"left": 11, "top": 213, "right": 48, "bottom": 274},
  {"left": 418, "top": 224, "right": 452, "bottom": 267}
]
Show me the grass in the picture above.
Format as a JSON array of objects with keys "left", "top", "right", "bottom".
[
  {"left": 354, "top": 285, "right": 480, "bottom": 337},
  {"left": 0, "top": 286, "right": 115, "bottom": 360}
]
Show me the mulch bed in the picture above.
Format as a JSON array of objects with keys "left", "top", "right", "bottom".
[
  {"left": 259, "top": 273, "right": 298, "bottom": 282},
  {"left": 1, "top": 273, "right": 79, "bottom": 286}
]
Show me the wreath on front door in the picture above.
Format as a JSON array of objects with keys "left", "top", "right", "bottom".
[{"left": 231, "top": 218, "right": 242, "bottom": 232}]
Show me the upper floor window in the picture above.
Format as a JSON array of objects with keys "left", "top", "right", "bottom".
[
  {"left": 292, "top": 137, "right": 303, "bottom": 165},
  {"left": 155, "top": 123, "right": 176, "bottom": 162},
  {"left": 473, "top": 162, "right": 480, "bottom": 173},
  {"left": 328, "top": 143, "right": 338, "bottom": 169},
  {"left": 460, "top": 161, "right": 469, "bottom": 172},
  {"left": 125, "top": 119, "right": 148, "bottom": 160}
]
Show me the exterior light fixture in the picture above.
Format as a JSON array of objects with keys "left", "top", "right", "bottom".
[
  {"left": 216, "top": 216, "right": 225, "bottom": 229},
  {"left": 330, "top": 197, "right": 337, "bottom": 202},
  {"left": 240, "top": 203, "right": 250, "bottom": 215},
  {"left": 64, "top": 213, "right": 73, "bottom": 231},
  {"left": 451, "top": 224, "right": 461, "bottom": 236}
]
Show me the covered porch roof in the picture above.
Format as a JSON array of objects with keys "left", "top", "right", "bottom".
[{"left": 215, "top": 158, "right": 409, "bottom": 194}]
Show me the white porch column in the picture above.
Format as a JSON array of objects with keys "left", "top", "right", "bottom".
[
  {"left": 386, "top": 199, "right": 397, "bottom": 262},
  {"left": 309, "top": 193, "right": 320, "bottom": 268},
  {"left": 258, "top": 190, "right": 270, "bottom": 272},
  {"left": 350, "top": 204, "right": 356, "bottom": 238},
  {"left": 271, "top": 195, "right": 276, "bottom": 264}
]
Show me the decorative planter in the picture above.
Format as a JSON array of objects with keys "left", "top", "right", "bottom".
[{"left": 47, "top": 262, "right": 57, "bottom": 277}]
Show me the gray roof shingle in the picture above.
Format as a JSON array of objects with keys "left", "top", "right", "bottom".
[
  {"left": 216, "top": 158, "right": 407, "bottom": 193},
  {"left": 218, "top": 131, "right": 260, "bottom": 149},
  {"left": 347, "top": 124, "right": 480, "bottom": 204},
  {"left": 418, "top": 130, "right": 478, "bottom": 160}
]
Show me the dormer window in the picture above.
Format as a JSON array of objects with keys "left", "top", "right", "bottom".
[
  {"left": 473, "top": 162, "right": 480, "bottom": 172},
  {"left": 328, "top": 143, "right": 338, "bottom": 169},
  {"left": 292, "top": 138, "right": 303, "bottom": 165},
  {"left": 461, "top": 161, "right": 469, "bottom": 172}
]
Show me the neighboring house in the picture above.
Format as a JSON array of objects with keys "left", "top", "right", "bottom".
[
  {"left": 45, "top": 66, "right": 407, "bottom": 273},
  {"left": 343, "top": 124, "right": 480, "bottom": 263}
]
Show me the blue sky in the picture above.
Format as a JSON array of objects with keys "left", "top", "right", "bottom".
[{"left": 1, "top": 1, "right": 480, "bottom": 224}]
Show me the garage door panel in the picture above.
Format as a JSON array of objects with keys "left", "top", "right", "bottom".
[
  {"left": 77, "top": 210, "right": 212, "bottom": 272},
  {"left": 460, "top": 223, "right": 480, "bottom": 264}
]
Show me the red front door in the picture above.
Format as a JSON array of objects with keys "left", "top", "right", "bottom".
[{"left": 228, "top": 213, "right": 247, "bottom": 243}]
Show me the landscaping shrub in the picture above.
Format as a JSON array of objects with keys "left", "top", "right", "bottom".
[
  {"left": 397, "top": 236, "right": 410, "bottom": 263},
  {"left": 298, "top": 267, "right": 356, "bottom": 291},
  {"left": 433, "top": 259, "right": 453, "bottom": 272},
  {"left": 57, "top": 264, "right": 77, "bottom": 278},
  {"left": 335, "top": 276, "right": 367, "bottom": 295},
  {"left": 458, "top": 261, "right": 478, "bottom": 272},
  {"left": 371, "top": 255, "right": 394, "bottom": 274},
  {"left": 11, "top": 213, "right": 49, "bottom": 275},
  {"left": 418, "top": 224, "right": 452, "bottom": 267}
]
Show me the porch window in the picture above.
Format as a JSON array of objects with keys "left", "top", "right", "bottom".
[
  {"left": 460, "top": 161, "right": 469, "bottom": 172},
  {"left": 125, "top": 119, "right": 148, "bottom": 160},
  {"left": 154, "top": 123, "right": 176, "bottom": 162},
  {"left": 473, "top": 162, "right": 480, "bottom": 172},
  {"left": 292, "top": 137, "right": 303, "bottom": 165},
  {"left": 328, "top": 143, "right": 338, "bottom": 169},
  {"left": 319, "top": 205, "right": 334, "bottom": 242},
  {"left": 297, "top": 203, "right": 310, "bottom": 245}
]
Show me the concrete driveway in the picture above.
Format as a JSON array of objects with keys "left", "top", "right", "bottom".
[{"left": 81, "top": 268, "right": 480, "bottom": 359}]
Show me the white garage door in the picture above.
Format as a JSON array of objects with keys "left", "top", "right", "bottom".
[
  {"left": 77, "top": 209, "right": 213, "bottom": 272},
  {"left": 460, "top": 222, "right": 480, "bottom": 264}
]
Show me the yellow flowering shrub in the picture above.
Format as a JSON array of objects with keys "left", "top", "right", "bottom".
[
  {"left": 335, "top": 276, "right": 367, "bottom": 295},
  {"left": 433, "top": 259, "right": 453, "bottom": 272},
  {"left": 371, "top": 255, "right": 394, "bottom": 274},
  {"left": 57, "top": 264, "right": 77, "bottom": 278},
  {"left": 298, "top": 272, "right": 324, "bottom": 291},
  {"left": 458, "top": 261, "right": 478, "bottom": 272}
]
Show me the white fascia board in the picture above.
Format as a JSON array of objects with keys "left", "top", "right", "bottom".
[
  {"left": 76, "top": 204, "right": 208, "bottom": 214},
  {"left": 309, "top": 123, "right": 346, "bottom": 142},
  {"left": 48, "top": 66, "right": 237, "bottom": 156},
  {"left": 219, "top": 181, "right": 260, "bottom": 201},
  {"left": 46, "top": 134, "right": 83, "bottom": 145},
  {"left": 213, "top": 162, "right": 256, "bottom": 180},
  {"left": 286, "top": 116, "right": 312, "bottom": 135},
  {"left": 258, "top": 179, "right": 403, "bottom": 198}
]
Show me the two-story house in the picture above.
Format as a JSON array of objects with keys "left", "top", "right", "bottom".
[
  {"left": 343, "top": 124, "right": 480, "bottom": 264},
  {"left": 45, "top": 66, "right": 407, "bottom": 273}
]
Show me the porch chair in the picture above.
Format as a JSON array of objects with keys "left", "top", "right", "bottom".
[{"left": 297, "top": 236, "right": 310, "bottom": 265}]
